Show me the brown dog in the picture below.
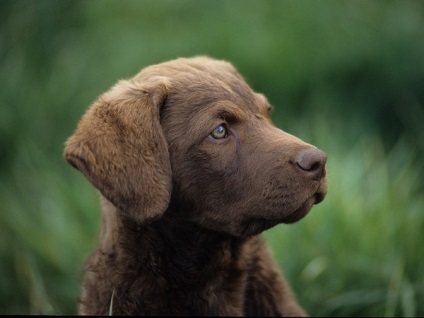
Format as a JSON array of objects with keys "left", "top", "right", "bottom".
[{"left": 64, "top": 57, "right": 327, "bottom": 316}]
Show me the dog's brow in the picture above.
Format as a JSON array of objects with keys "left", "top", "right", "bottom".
[
  {"left": 216, "top": 109, "right": 246, "bottom": 124},
  {"left": 210, "top": 102, "right": 247, "bottom": 123},
  {"left": 188, "top": 102, "right": 247, "bottom": 138}
]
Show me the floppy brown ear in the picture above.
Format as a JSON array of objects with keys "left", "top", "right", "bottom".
[{"left": 64, "top": 77, "right": 172, "bottom": 223}]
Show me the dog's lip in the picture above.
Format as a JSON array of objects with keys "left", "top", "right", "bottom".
[
  {"left": 314, "top": 191, "right": 325, "bottom": 204},
  {"left": 240, "top": 201, "right": 313, "bottom": 234},
  {"left": 241, "top": 197, "right": 315, "bottom": 235},
  {"left": 239, "top": 180, "right": 328, "bottom": 235},
  {"left": 281, "top": 180, "right": 327, "bottom": 223},
  {"left": 313, "top": 177, "right": 327, "bottom": 204}
]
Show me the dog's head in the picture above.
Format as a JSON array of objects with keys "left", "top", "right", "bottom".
[{"left": 64, "top": 57, "right": 327, "bottom": 237}]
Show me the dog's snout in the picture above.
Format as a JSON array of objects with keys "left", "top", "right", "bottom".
[{"left": 295, "top": 148, "right": 327, "bottom": 180}]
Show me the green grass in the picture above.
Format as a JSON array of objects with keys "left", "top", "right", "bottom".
[{"left": 0, "top": 156, "right": 99, "bottom": 314}]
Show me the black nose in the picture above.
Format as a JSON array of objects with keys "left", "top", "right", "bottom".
[{"left": 295, "top": 148, "right": 327, "bottom": 180}]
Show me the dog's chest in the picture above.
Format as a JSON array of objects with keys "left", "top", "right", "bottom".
[{"left": 106, "top": 263, "right": 247, "bottom": 315}]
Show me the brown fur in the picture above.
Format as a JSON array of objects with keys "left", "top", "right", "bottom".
[{"left": 64, "top": 57, "right": 327, "bottom": 316}]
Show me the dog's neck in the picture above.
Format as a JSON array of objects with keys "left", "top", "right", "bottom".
[
  {"left": 87, "top": 196, "right": 257, "bottom": 315},
  {"left": 97, "top": 196, "right": 249, "bottom": 275}
]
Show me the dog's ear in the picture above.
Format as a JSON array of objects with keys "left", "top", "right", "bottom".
[{"left": 64, "top": 77, "right": 172, "bottom": 223}]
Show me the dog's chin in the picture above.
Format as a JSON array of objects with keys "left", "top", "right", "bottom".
[
  {"left": 240, "top": 195, "right": 322, "bottom": 236},
  {"left": 282, "top": 191, "right": 326, "bottom": 224},
  {"left": 241, "top": 207, "right": 309, "bottom": 236},
  {"left": 281, "top": 200, "right": 314, "bottom": 224},
  {"left": 239, "top": 218, "right": 280, "bottom": 237}
]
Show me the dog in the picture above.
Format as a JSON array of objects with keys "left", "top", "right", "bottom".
[{"left": 64, "top": 56, "right": 327, "bottom": 316}]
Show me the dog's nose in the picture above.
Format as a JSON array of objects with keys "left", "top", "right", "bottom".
[{"left": 295, "top": 148, "right": 327, "bottom": 180}]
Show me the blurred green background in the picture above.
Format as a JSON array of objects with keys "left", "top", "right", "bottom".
[{"left": 1, "top": 0, "right": 423, "bottom": 316}]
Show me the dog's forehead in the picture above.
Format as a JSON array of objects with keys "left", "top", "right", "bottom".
[
  {"left": 139, "top": 57, "right": 271, "bottom": 120},
  {"left": 176, "top": 63, "right": 266, "bottom": 110}
]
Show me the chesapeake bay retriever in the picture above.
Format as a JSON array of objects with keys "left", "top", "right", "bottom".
[{"left": 64, "top": 56, "right": 327, "bottom": 316}]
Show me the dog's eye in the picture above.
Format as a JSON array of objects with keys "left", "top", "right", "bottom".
[{"left": 210, "top": 125, "right": 227, "bottom": 139}]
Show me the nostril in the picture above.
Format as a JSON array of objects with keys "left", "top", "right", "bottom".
[
  {"left": 295, "top": 148, "right": 327, "bottom": 178},
  {"left": 308, "top": 161, "right": 321, "bottom": 172}
]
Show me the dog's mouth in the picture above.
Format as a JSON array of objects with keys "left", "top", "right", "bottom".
[
  {"left": 281, "top": 196, "right": 315, "bottom": 224},
  {"left": 283, "top": 182, "right": 327, "bottom": 224},
  {"left": 240, "top": 202, "right": 313, "bottom": 236},
  {"left": 241, "top": 184, "right": 327, "bottom": 236}
]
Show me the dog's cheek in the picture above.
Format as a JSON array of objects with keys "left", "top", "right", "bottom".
[{"left": 174, "top": 147, "right": 245, "bottom": 211}]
